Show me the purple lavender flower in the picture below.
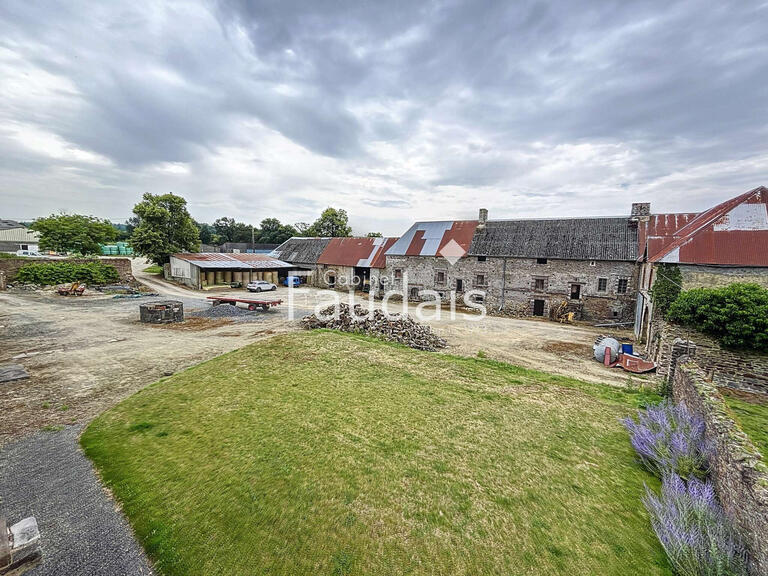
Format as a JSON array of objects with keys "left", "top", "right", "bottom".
[
  {"left": 622, "top": 400, "right": 713, "bottom": 479},
  {"left": 644, "top": 474, "right": 748, "bottom": 576}
]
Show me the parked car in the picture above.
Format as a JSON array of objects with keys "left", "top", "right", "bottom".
[
  {"left": 246, "top": 280, "right": 277, "bottom": 293},
  {"left": 15, "top": 250, "right": 41, "bottom": 257},
  {"left": 283, "top": 276, "right": 302, "bottom": 287}
]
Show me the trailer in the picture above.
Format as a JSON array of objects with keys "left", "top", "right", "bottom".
[{"left": 206, "top": 296, "right": 282, "bottom": 311}]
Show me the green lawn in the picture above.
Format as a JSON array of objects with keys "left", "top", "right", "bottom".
[
  {"left": 143, "top": 264, "right": 164, "bottom": 274},
  {"left": 82, "top": 331, "right": 671, "bottom": 576},
  {"left": 722, "top": 393, "right": 768, "bottom": 458}
]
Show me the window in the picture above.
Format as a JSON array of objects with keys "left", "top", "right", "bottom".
[
  {"left": 477, "top": 255, "right": 487, "bottom": 262},
  {"left": 21, "top": 244, "right": 28, "bottom": 250},
  {"left": 435, "top": 270, "right": 446, "bottom": 284},
  {"left": 570, "top": 284, "right": 581, "bottom": 300},
  {"left": 394, "top": 269, "right": 403, "bottom": 280},
  {"left": 597, "top": 278, "right": 608, "bottom": 292},
  {"left": 617, "top": 278, "right": 628, "bottom": 294},
  {"left": 456, "top": 278, "right": 464, "bottom": 291},
  {"left": 536, "top": 258, "right": 548, "bottom": 264},
  {"left": 471, "top": 293, "right": 485, "bottom": 303},
  {"left": 475, "top": 274, "right": 486, "bottom": 287},
  {"left": 409, "top": 287, "right": 420, "bottom": 300},
  {"left": 534, "top": 278, "right": 546, "bottom": 291}
]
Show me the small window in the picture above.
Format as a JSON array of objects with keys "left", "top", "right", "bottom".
[
  {"left": 475, "top": 274, "right": 486, "bottom": 287},
  {"left": 477, "top": 255, "right": 487, "bottom": 262},
  {"left": 617, "top": 278, "right": 628, "bottom": 294},
  {"left": 456, "top": 278, "right": 464, "bottom": 291},
  {"left": 597, "top": 278, "right": 607, "bottom": 292},
  {"left": 435, "top": 270, "right": 446, "bottom": 284},
  {"left": 409, "top": 287, "right": 420, "bottom": 299},
  {"left": 471, "top": 293, "right": 485, "bottom": 303},
  {"left": 394, "top": 269, "right": 403, "bottom": 280},
  {"left": 534, "top": 278, "right": 546, "bottom": 291},
  {"left": 21, "top": 244, "right": 29, "bottom": 250},
  {"left": 536, "top": 258, "right": 547, "bottom": 264},
  {"left": 589, "top": 261, "right": 596, "bottom": 267}
]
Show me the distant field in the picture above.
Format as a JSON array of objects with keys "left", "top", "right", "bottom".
[
  {"left": 722, "top": 392, "right": 768, "bottom": 458},
  {"left": 82, "top": 331, "right": 670, "bottom": 576}
]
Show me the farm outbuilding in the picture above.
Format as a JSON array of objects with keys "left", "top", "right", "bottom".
[{"left": 168, "top": 253, "right": 294, "bottom": 289}]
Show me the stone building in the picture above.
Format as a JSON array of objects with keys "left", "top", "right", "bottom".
[
  {"left": 271, "top": 236, "right": 396, "bottom": 291},
  {"left": 636, "top": 185, "right": 768, "bottom": 341},
  {"left": 382, "top": 208, "right": 641, "bottom": 321}
]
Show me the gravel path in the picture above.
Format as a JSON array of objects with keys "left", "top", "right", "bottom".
[{"left": 0, "top": 426, "right": 153, "bottom": 575}]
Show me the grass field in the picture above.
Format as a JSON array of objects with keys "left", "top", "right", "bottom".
[
  {"left": 722, "top": 393, "right": 768, "bottom": 458},
  {"left": 82, "top": 331, "right": 671, "bottom": 576},
  {"left": 143, "top": 264, "right": 164, "bottom": 274}
]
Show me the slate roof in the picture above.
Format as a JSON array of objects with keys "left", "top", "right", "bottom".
[
  {"left": 468, "top": 217, "right": 639, "bottom": 261},
  {"left": 648, "top": 186, "right": 768, "bottom": 266},
  {"left": 270, "top": 238, "right": 331, "bottom": 265},
  {"left": 0, "top": 220, "right": 24, "bottom": 230}
]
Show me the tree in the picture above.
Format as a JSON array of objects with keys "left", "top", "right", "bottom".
[
  {"left": 306, "top": 207, "right": 352, "bottom": 237},
  {"left": 650, "top": 264, "right": 682, "bottom": 315},
  {"left": 130, "top": 193, "right": 200, "bottom": 265},
  {"left": 31, "top": 214, "right": 117, "bottom": 255},
  {"left": 295, "top": 222, "right": 312, "bottom": 235},
  {"left": 195, "top": 221, "right": 217, "bottom": 245},
  {"left": 213, "top": 217, "right": 253, "bottom": 243},
  {"left": 366, "top": 232, "right": 383, "bottom": 238},
  {"left": 256, "top": 218, "right": 297, "bottom": 244}
]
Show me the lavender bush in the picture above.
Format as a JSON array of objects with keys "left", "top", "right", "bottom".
[
  {"left": 644, "top": 474, "right": 748, "bottom": 576},
  {"left": 623, "top": 400, "right": 712, "bottom": 479}
]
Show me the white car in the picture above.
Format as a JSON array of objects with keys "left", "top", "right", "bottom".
[
  {"left": 246, "top": 280, "right": 277, "bottom": 293},
  {"left": 16, "top": 250, "right": 41, "bottom": 257}
]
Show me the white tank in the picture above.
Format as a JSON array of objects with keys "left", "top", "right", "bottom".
[{"left": 594, "top": 337, "right": 621, "bottom": 363}]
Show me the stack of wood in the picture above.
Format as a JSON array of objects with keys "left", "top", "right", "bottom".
[{"left": 302, "top": 304, "right": 448, "bottom": 351}]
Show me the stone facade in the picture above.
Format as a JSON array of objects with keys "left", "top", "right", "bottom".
[
  {"left": 649, "top": 319, "right": 768, "bottom": 395},
  {"left": 679, "top": 264, "right": 768, "bottom": 289},
  {"left": 379, "top": 254, "right": 638, "bottom": 321},
  {"left": 0, "top": 257, "right": 134, "bottom": 285},
  {"left": 673, "top": 361, "right": 768, "bottom": 575}
]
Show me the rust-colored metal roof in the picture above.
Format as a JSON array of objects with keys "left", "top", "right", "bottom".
[
  {"left": 173, "top": 253, "right": 293, "bottom": 269},
  {"left": 317, "top": 237, "right": 398, "bottom": 268},
  {"left": 648, "top": 186, "right": 768, "bottom": 266},
  {"left": 386, "top": 220, "right": 479, "bottom": 258},
  {"left": 639, "top": 212, "right": 699, "bottom": 260}
]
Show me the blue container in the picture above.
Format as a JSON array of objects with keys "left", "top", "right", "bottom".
[{"left": 621, "top": 343, "right": 634, "bottom": 355}]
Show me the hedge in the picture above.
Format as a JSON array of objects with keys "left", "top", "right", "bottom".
[
  {"left": 15, "top": 261, "right": 120, "bottom": 285},
  {"left": 666, "top": 283, "right": 768, "bottom": 352}
]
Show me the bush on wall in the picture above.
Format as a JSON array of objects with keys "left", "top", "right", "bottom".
[
  {"left": 650, "top": 264, "right": 682, "bottom": 314},
  {"left": 15, "top": 261, "right": 120, "bottom": 285},
  {"left": 666, "top": 283, "right": 768, "bottom": 352}
]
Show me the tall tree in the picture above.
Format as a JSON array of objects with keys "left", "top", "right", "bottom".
[
  {"left": 307, "top": 208, "right": 352, "bottom": 237},
  {"left": 130, "top": 193, "right": 200, "bottom": 265},
  {"left": 195, "top": 221, "right": 217, "bottom": 245},
  {"left": 31, "top": 214, "right": 117, "bottom": 255},
  {"left": 256, "top": 218, "right": 297, "bottom": 244},
  {"left": 213, "top": 217, "right": 254, "bottom": 243}
]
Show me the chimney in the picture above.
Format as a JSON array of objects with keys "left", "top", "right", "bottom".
[
  {"left": 630, "top": 202, "right": 650, "bottom": 219},
  {"left": 478, "top": 208, "right": 488, "bottom": 230}
]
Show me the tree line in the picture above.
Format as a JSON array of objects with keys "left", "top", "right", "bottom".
[{"left": 28, "top": 193, "right": 380, "bottom": 265}]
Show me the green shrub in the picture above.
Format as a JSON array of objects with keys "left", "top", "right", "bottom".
[
  {"left": 15, "top": 261, "right": 120, "bottom": 285},
  {"left": 650, "top": 264, "right": 681, "bottom": 314},
  {"left": 666, "top": 283, "right": 768, "bottom": 351}
]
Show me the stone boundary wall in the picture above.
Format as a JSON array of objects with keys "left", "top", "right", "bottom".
[
  {"left": 650, "top": 318, "right": 768, "bottom": 396},
  {"left": 673, "top": 361, "right": 768, "bottom": 575},
  {"left": 0, "top": 257, "right": 134, "bottom": 285}
]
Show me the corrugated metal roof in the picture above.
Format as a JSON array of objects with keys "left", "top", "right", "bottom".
[
  {"left": 650, "top": 186, "right": 768, "bottom": 265},
  {"left": 639, "top": 213, "right": 699, "bottom": 260},
  {"left": 386, "top": 220, "right": 478, "bottom": 257},
  {"left": 270, "top": 238, "right": 331, "bottom": 265},
  {"left": 468, "top": 217, "right": 638, "bottom": 261},
  {"left": 0, "top": 227, "right": 40, "bottom": 242},
  {"left": 173, "top": 253, "right": 293, "bottom": 269},
  {"left": 317, "top": 237, "right": 398, "bottom": 268},
  {"left": 0, "top": 220, "right": 25, "bottom": 230}
]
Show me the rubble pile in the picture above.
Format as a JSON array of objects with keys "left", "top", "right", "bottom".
[{"left": 302, "top": 304, "right": 447, "bottom": 351}]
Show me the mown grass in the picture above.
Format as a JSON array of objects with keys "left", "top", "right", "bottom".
[
  {"left": 722, "top": 394, "right": 768, "bottom": 458},
  {"left": 82, "top": 331, "right": 671, "bottom": 576},
  {"left": 143, "top": 264, "right": 164, "bottom": 274}
]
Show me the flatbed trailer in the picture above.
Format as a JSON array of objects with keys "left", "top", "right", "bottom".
[{"left": 206, "top": 296, "right": 282, "bottom": 311}]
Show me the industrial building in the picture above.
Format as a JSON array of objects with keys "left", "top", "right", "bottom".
[
  {"left": 0, "top": 220, "right": 39, "bottom": 254},
  {"left": 167, "top": 253, "right": 293, "bottom": 289}
]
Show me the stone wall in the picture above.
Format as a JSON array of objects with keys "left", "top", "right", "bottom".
[
  {"left": 0, "top": 257, "right": 134, "bottom": 285},
  {"left": 650, "top": 319, "right": 768, "bottom": 395},
  {"left": 381, "top": 255, "right": 638, "bottom": 321},
  {"left": 680, "top": 264, "right": 768, "bottom": 290},
  {"left": 672, "top": 361, "right": 768, "bottom": 575}
]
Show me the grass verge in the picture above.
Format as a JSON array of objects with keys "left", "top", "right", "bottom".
[
  {"left": 722, "top": 393, "right": 768, "bottom": 458},
  {"left": 143, "top": 264, "right": 164, "bottom": 274},
  {"left": 82, "top": 331, "right": 670, "bottom": 576}
]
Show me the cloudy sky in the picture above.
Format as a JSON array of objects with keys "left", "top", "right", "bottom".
[{"left": 1, "top": 1, "right": 766, "bottom": 236}]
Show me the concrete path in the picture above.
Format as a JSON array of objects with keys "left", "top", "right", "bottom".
[{"left": 0, "top": 426, "right": 153, "bottom": 575}]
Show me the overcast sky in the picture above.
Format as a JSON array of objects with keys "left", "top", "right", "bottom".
[{"left": 1, "top": 1, "right": 767, "bottom": 236}]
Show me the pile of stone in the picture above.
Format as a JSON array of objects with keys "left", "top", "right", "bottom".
[{"left": 302, "top": 303, "right": 447, "bottom": 351}]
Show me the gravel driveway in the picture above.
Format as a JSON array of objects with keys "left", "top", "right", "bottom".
[{"left": 0, "top": 426, "right": 153, "bottom": 575}]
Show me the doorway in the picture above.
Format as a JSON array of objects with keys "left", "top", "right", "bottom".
[
  {"left": 533, "top": 299, "right": 545, "bottom": 316},
  {"left": 456, "top": 278, "right": 464, "bottom": 292},
  {"left": 570, "top": 284, "right": 581, "bottom": 300}
]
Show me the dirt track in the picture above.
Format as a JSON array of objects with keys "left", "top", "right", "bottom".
[{"left": 0, "top": 259, "right": 648, "bottom": 444}]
